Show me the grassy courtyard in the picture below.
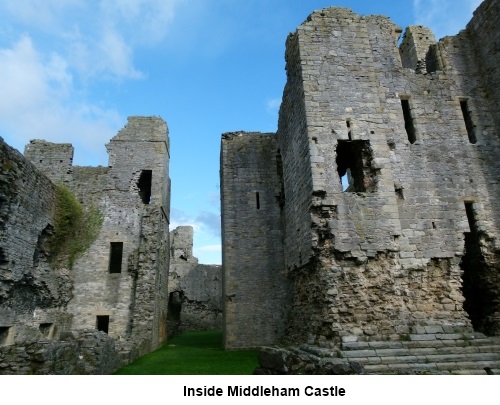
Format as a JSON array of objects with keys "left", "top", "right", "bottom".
[{"left": 114, "top": 330, "right": 259, "bottom": 375}]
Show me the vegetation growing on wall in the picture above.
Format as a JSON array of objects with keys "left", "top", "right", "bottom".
[{"left": 49, "top": 184, "right": 103, "bottom": 268}]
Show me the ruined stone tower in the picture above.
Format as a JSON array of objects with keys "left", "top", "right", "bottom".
[
  {"left": 168, "top": 226, "right": 222, "bottom": 337},
  {"left": 221, "top": 0, "right": 500, "bottom": 352},
  {"left": 1, "top": 116, "right": 170, "bottom": 372}
]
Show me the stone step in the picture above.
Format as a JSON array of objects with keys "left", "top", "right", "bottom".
[
  {"left": 339, "top": 336, "right": 500, "bottom": 374},
  {"left": 363, "top": 361, "right": 500, "bottom": 375}
]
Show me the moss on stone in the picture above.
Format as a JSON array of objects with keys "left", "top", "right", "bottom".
[{"left": 49, "top": 184, "right": 103, "bottom": 268}]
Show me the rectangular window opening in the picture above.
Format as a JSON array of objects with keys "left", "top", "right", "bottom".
[
  {"left": 460, "top": 100, "right": 476, "bottom": 144},
  {"left": 138, "top": 170, "right": 152, "bottom": 204},
  {"left": 96, "top": 316, "right": 109, "bottom": 334},
  {"left": 109, "top": 242, "right": 123, "bottom": 274},
  {"left": 256, "top": 192, "right": 260, "bottom": 210},
  {"left": 346, "top": 120, "right": 352, "bottom": 140},
  {"left": 39, "top": 323, "right": 53, "bottom": 339},
  {"left": 401, "top": 98, "right": 416, "bottom": 144},
  {"left": 464, "top": 202, "right": 477, "bottom": 233}
]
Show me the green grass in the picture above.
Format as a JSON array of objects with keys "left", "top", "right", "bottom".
[{"left": 114, "top": 330, "right": 259, "bottom": 375}]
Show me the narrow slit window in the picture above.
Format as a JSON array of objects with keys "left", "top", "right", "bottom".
[
  {"left": 464, "top": 202, "right": 477, "bottom": 233},
  {"left": 401, "top": 98, "right": 416, "bottom": 144},
  {"left": 96, "top": 316, "right": 109, "bottom": 334},
  {"left": 109, "top": 242, "right": 123, "bottom": 274},
  {"left": 346, "top": 120, "right": 352, "bottom": 140},
  {"left": 256, "top": 192, "right": 260, "bottom": 210},
  {"left": 137, "top": 170, "right": 152, "bottom": 204},
  {"left": 460, "top": 100, "right": 476, "bottom": 144}
]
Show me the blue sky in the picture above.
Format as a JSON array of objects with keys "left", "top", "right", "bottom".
[{"left": 0, "top": 0, "right": 482, "bottom": 264}]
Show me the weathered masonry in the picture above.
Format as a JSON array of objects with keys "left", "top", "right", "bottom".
[
  {"left": 168, "top": 226, "right": 222, "bottom": 337},
  {"left": 0, "top": 116, "right": 170, "bottom": 373},
  {"left": 221, "top": 0, "right": 500, "bottom": 372}
]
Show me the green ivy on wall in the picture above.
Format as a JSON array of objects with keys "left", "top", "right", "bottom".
[{"left": 49, "top": 184, "right": 103, "bottom": 268}]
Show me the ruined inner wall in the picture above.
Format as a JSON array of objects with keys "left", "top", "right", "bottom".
[
  {"left": 68, "top": 117, "right": 170, "bottom": 356},
  {"left": 168, "top": 226, "right": 222, "bottom": 336},
  {"left": 221, "top": 132, "right": 289, "bottom": 348},
  {"left": 0, "top": 138, "right": 73, "bottom": 351},
  {"left": 278, "top": 3, "right": 499, "bottom": 344},
  {"left": 24, "top": 117, "right": 171, "bottom": 360}
]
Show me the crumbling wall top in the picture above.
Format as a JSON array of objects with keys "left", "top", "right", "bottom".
[{"left": 111, "top": 116, "right": 168, "bottom": 144}]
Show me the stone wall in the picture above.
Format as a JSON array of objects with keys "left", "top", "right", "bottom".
[
  {"left": 221, "top": 132, "right": 290, "bottom": 348},
  {"left": 0, "top": 330, "right": 120, "bottom": 375},
  {"left": 0, "top": 116, "right": 171, "bottom": 373},
  {"left": 221, "top": 0, "right": 500, "bottom": 348},
  {"left": 0, "top": 137, "right": 72, "bottom": 349},
  {"left": 168, "top": 226, "right": 222, "bottom": 337}
]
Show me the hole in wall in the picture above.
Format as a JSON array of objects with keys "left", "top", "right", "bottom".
[
  {"left": 0, "top": 326, "right": 11, "bottom": 345},
  {"left": 336, "top": 140, "right": 377, "bottom": 192},
  {"left": 137, "top": 170, "right": 153, "bottom": 204},
  {"left": 460, "top": 99, "right": 477, "bottom": 144},
  {"left": 400, "top": 98, "right": 416, "bottom": 144},
  {"left": 96, "top": 316, "right": 109, "bottom": 334},
  {"left": 39, "top": 323, "right": 53, "bottom": 339},
  {"left": 109, "top": 242, "right": 123, "bottom": 274}
]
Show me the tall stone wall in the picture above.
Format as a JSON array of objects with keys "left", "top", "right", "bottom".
[
  {"left": 221, "top": 132, "right": 290, "bottom": 348},
  {"left": 1, "top": 116, "right": 171, "bottom": 373},
  {"left": 221, "top": 0, "right": 500, "bottom": 347},
  {"left": 168, "top": 226, "right": 222, "bottom": 337},
  {"left": 1, "top": 137, "right": 72, "bottom": 349}
]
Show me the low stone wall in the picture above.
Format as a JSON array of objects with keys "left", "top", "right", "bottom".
[
  {"left": 0, "top": 330, "right": 121, "bottom": 375},
  {"left": 254, "top": 346, "right": 364, "bottom": 375}
]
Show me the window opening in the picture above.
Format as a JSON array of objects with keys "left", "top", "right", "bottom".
[
  {"left": 39, "top": 323, "right": 53, "bottom": 339},
  {"left": 464, "top": 201, "right": 477, "bottom": 233},
  {"left": 109, "top": 242, "right": 123, "bottom": 274},
  {"left": 256, "top": 192, "right": 260, "bottom": 210},
  {"left": 400, "top": 98, "right": 416, "bottom": 144},
  {"left": 336, "top": 140, "right": 377, "bottom": 192},
  {"left": 0, "top": 326, "right": 11, "bottom": 345},
  {"left": 460, "top": 100, "right": 476, "bottom": 144},
  {"left": 96, "top": 316, "right": 109, "bottom": 334},
  {"left": 346, "top": 120, "right": 352, "bottom": 140},
  {"left": 137, "top": 170, "right": 152, "bottom": 204}
]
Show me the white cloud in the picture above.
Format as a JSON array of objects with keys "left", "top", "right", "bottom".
[
  {"left": 0, "top": 0, "right": 185, "bottom": 81},
  {"left": 0, "top": 36, "right": 121, "bottom": 165},
  {"left": 412, "top": 0, "right": 483, "bottom": 39},
  {"left": 1, "top": 0, "right": 84, "bottom": 32},
  {"left": 99, "top": 0, "right": 183, "bottom": 44},
  {"left": 170, "top": 207, "right": 221, "bottom": 264}
]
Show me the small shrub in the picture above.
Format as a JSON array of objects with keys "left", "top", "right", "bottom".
[{"left": 48, "top": 184, "right": 103, "bottom": 268}]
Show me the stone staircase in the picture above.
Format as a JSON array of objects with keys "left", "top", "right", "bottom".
[{"left": 339, "top": 331, "right": 500, "bottom": 375}]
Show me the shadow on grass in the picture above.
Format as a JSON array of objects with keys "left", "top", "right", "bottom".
[{"left": 114, "top": 330, "right": 259, "bottom": 375}]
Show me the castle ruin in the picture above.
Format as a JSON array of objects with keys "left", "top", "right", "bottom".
[
  {"left": 0, "top": 117, "right": 171, "bottom": 373},
  {"left": 168, "top": 226, "right": 222, "bottom": 337},
  {"left": 1, "top": 0, "right": 500, "bottom": 375},
  {"left": 221, "top": 0, "right": 500, "bottom": 373}
]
